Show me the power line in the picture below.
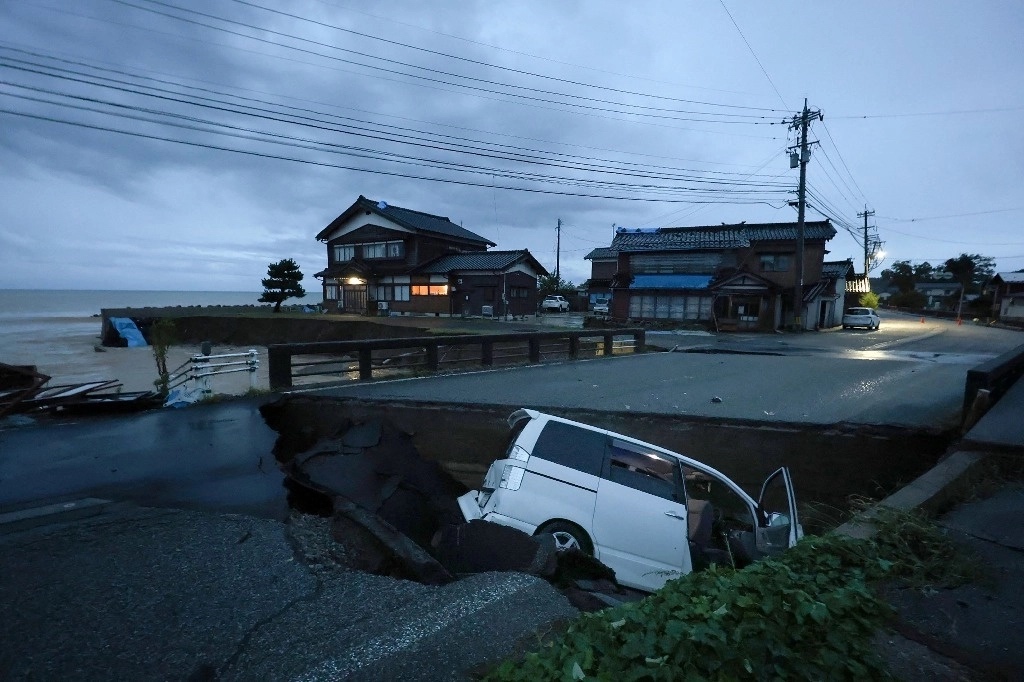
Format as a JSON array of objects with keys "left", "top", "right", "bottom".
[
  {"left": 831, "top": 106, "right": 1024, "bottom": 120},
  {"left": 878, "top": 208, "right": 1024, "bottom": 222},
  {"left": 119, "top": 0, "right": 783, "bottom": 125},
  {"left": 0, "top": 107, "right": 789, "bottom": 205},
  {"left": 717, "top": 0, "right": 789, "bottom": 110},
  {"left": 232, "top": 0, "right": 785, "bottom": 114}
]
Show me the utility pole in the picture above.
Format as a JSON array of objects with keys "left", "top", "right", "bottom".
[
  {"left": 858, "top": 206, "right": 876, "bottom": 277},
  {"left": 791, "top": 99, "right": 810, "bottom": 330},
  {"left": 556, "top": 218, "right": 561, "bottom": 282}
]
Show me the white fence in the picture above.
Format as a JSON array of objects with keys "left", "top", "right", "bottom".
[{"left": 164, "top": 350, "right": 260, "bottom": 406}]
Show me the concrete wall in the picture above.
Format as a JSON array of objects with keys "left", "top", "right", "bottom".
[{"left": 263, "top": 395, "right": 952, "bottom": 531}]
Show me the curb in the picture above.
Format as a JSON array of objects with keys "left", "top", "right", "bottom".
[{"left": 835, "top": 450, "right": 989, "bottom": 540}]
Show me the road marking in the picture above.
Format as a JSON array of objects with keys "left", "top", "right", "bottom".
[{"left": 863, "top": 329, "right": 945, "bottom": 351}]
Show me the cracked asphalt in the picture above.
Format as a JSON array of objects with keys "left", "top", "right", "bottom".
[{"left": 0, "top": 506, "right": 577, "bottom": 681}]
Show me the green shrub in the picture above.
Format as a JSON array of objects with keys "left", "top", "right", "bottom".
[{"left": 487, "top": 534, "right": 893, "bottom": 681}]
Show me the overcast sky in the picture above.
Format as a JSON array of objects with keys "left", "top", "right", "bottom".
[{"left": 1, "top": 1, "right": 1022, "bottom": 292}]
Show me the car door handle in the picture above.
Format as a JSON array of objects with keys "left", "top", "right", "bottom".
[{"left": 664, "top": 511, "right": 686, "bottom": 520}]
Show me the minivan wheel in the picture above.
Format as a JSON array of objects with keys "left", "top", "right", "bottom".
[{"left": 537, "top": 521, "right": 594, "bottom": 555}]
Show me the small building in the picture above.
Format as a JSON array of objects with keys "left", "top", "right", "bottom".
[
  {"left": 990, "top": 272, "right": 1024, "bottom": 322},
  {"left": 414, "top": 250, "right": 548, "bottom": 318},
  {"left": 914, "top": 280, "right": 962, "bottom": 310},
  {"left": 583, "top": 247, "right": 617, "bottom": 307},
  {"left": 590, "top": 221, "right": 836, "bottom": 330},
  {"left": 815, "top": 259, "right": 857, "bottom": 328},
  {"left": 314, "top": 196, "right": 545, "bottom": 316}
]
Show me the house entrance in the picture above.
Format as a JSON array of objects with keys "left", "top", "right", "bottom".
[{"left": 342, "top": 285, "right": 367, "bottom": 314}]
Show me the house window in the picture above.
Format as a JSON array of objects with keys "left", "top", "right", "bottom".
[
  {"left": 386, "top": 241, "right": 404, "bottom": 258},
  {"left": 412, "top": 285, "right": 449, "bottom": 296},
  {"left": 333, "top": 245, "right": 354, "bottom": 262},
  {"left": 374, "top": 284, "right": 411, "bottom": 301},
  {"left": 325, "top": 284, "right": 338, "bottom": 300},
  {"left": 510, "top": 287, "right": 531, "bottom": 298},
  {"left": 363, "top": 242, "right": 385, "bottom": 259},
  {"left": 759, "top": 254, "right": 791, "bottom": 272}
]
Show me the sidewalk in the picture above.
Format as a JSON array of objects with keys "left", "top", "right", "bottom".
[{"left": 869, "top": 377, "right": 1024, "bottom": 680}]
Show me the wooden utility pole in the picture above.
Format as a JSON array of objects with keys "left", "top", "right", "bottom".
[{"left": 858, "top": 206, "right": 876, "bottom": 277}]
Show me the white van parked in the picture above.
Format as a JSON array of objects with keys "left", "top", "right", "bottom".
[{"left": 458, "top": 409, "right": 801, "bottom": 592}]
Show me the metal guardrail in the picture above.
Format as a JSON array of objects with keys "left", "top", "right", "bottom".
[
  {"left": 267, "top": 329, "right": 645, "bottom": 390},
  {"left": 166, "top": 350, "right": 260, "bottom": 399}
]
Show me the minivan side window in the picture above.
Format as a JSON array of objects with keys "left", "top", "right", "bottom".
[
  {"left": 530, "top": 421, "right": 607, "bottom": 476},
  {"left": 605, "top": 439, "right": 679, "bottom": 501}
]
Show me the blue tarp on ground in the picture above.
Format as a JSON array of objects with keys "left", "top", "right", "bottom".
[
  {"left": 628, "top": 274, "right": 713, "bottom": 290},
  {"left": 109, "top": 317, "right": 147, "bottom": 347}
]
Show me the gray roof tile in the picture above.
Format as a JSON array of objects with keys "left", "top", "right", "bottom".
[
  {"left": 611, "top": 221, "right": 835, "bottom": 252},
  {"left": 416, "top": 250, "right": 548, "bottom": 275},
  {"left": 318, "top": 196, "right": 496, "bottom": 246}
]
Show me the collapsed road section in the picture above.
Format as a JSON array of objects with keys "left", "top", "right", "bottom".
[
  {"left": 261, "top": 398, "right": 626, "bottom": 610},
  {"left": 260, "top": 393, "right": 954, "bottom": 603}
]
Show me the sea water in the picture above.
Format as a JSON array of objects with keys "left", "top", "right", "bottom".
[{"left": 0, "top": 289, "right": 264, "bottom": 390}]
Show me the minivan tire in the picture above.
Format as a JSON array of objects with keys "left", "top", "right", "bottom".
[{"left": 537, "top": 521, "right": 593, "bottom": 555}]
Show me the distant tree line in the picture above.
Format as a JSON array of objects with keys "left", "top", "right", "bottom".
[{"left": 880, "top": 253, "right": 995, "bottom": 313}]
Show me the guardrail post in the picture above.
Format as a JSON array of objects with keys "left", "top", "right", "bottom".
[
  {"left": 634, "top": 330, "right": 645, "bottom": 353},
  {"left": 268, "top": 346, "right": 292, "bottom": 390},
  {"left": 529, "top": 337, "right": 541, "bottom": 363},
  {"left": 426, "top": 343, "right": 439, "bottom": 371},
  {"left": 603, "top": 333, "right": 614, "bottom": 356},
  {"left": 247, "top": 349, "right": 259, "bottom": 390},
  {"left": 359, "top": 348, "right": 373, "bottom": 380},
  {"left": 568, "top": 335, "right": 580, "bottom": 359},
  {"left": 481, "top": 340, "right": 493, "bottom": 366}
]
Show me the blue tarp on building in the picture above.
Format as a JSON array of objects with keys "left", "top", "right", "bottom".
[
  {"left": 628, "top": 274, "right": 713, "bottom": 290},
  {"left": 109, "top": 317, "right": 147, "bottom": 347}
]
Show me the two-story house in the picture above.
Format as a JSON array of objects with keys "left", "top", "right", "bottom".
[
  {"left": 314, "top": 196, "right": 546, "bottom": 317},
  {"left": 592, "top": 221, "right": 836, "bottom": 330},
  {"left": 989, "top": 272, "right": 1024, "bottom": 322}
]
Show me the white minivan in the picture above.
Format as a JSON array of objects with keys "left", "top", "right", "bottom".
[{"left": 458, "top": 409, "right": 801, "bottom": 592}]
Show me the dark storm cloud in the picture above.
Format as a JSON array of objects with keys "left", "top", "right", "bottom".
[{"left": 1, "top": 0, "right": 1023, "bottom": 290}]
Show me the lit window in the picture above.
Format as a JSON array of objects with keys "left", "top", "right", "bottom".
[{"left": 412, "top": 285, "right": 449, "bottom": 296}]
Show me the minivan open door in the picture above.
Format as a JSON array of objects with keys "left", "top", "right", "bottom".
[{"left": 754, "top": 467, "right": 801, "bottom": 556}]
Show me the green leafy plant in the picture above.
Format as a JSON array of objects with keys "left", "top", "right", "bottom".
[
  {"left": 485, "top": 510, "right": 978, "bottom": 681},
  {"left": 859, "top": 291, "right": 880, "bottom": 310},
  {"left": 150, "top": 318, "right": 177, "bottom": 396}
]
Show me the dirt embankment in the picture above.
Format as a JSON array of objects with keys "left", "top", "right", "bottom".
[{"left": 101, "top": 311, "right": 431, "bottom": 347}]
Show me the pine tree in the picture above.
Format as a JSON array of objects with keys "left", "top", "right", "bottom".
[{"left": 259, "top": 258, "right": 306, "bottom": 312}]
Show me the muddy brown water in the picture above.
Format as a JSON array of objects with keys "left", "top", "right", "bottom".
[{"left": 264, "top": 395, "right": 954, "bottom": 531}]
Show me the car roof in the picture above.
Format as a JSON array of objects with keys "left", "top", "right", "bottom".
[{"left": 510, "top": 408, "right": 758, "bottom": 507}]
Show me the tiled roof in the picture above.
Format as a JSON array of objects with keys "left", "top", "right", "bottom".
[
  {"left": 317, "top": 195, "right": 496, "bottom": 246},
  {"left": 821, "top": 260, "right": 855, "bottom": 279},
  {"left": 994, "top": 272, "right": 1024, "bottom": 283},
  {"left": 611, "top": 221, "right": 835, "bottom": 252},
  {"left": 416, "top": 250, "right": 548, "bottom": 275},
  {"left": 584, "top": 247, "right": 617, "bottom": 260}
]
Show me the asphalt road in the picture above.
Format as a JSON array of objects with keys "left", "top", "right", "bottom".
[
  {"left": 307, "top": 313, "right": 1023, "bottom": 428},
  {"left": 0, "top": 397, "right": 286, "bottom": 518}
]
